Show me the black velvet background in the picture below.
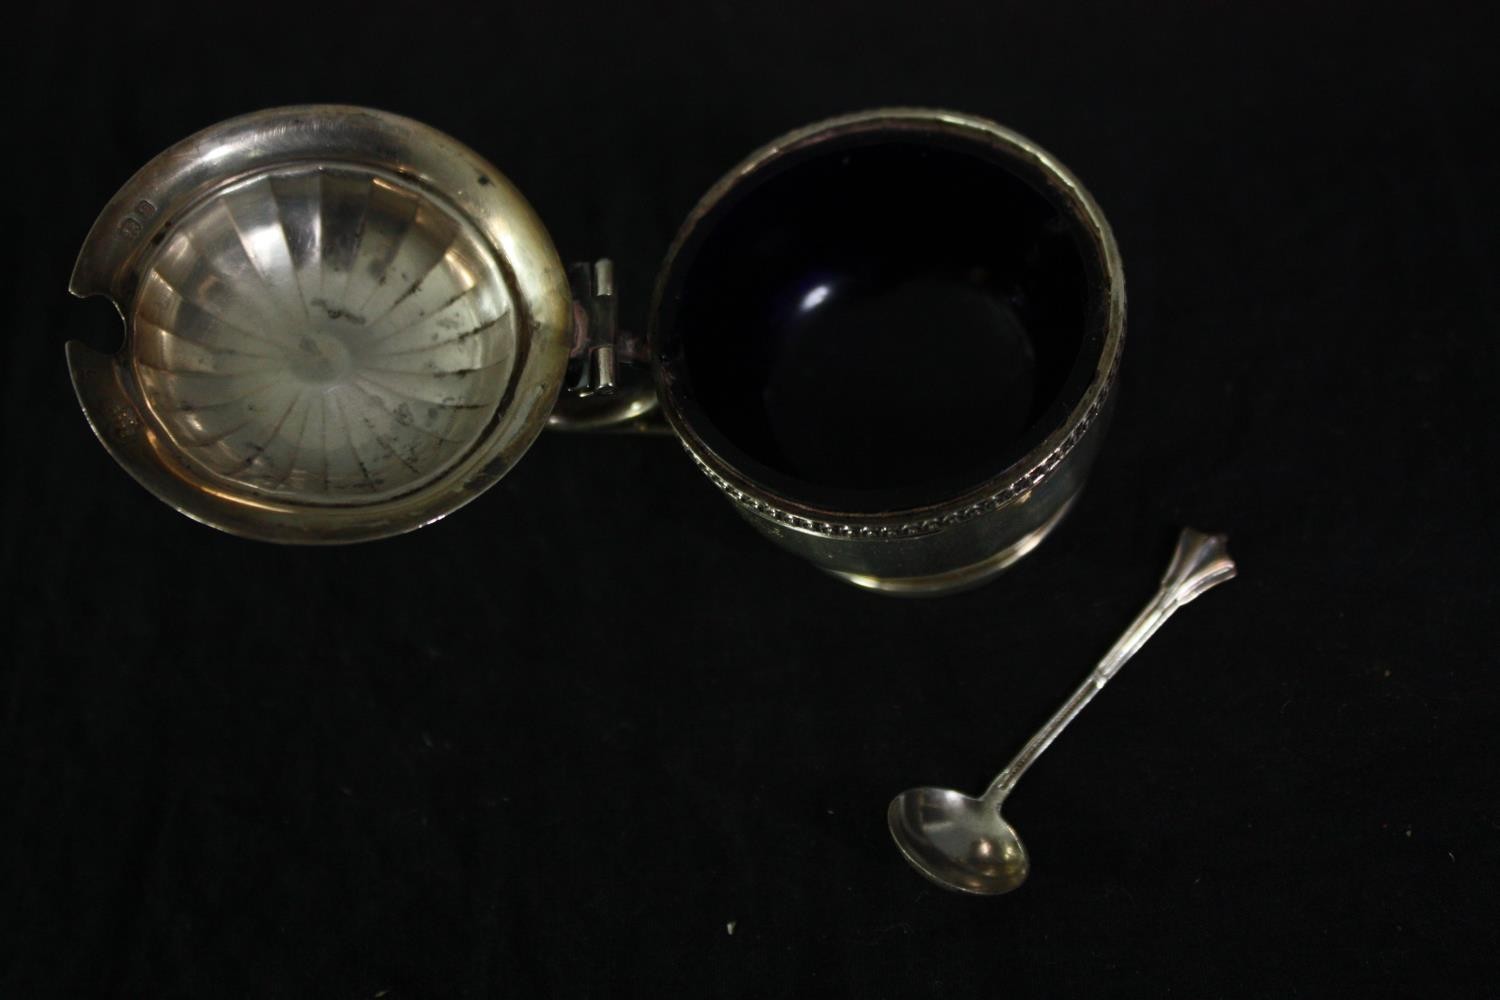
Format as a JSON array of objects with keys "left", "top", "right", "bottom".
[{"left": 5, "top": 2, "right": 1498, "bottom": 996}]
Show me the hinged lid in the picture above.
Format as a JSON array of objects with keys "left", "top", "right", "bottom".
[{"left": 67, "top": 106, "right": 576, "bottom": 542}]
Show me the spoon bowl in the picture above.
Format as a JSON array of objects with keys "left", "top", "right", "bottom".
[{"left": 887, "top": 787, "right": 1030, "bottom": 895}]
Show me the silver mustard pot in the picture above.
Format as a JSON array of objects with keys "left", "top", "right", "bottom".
[{"left": 67, "top": 106, "right": 1124, "bottom": 595}]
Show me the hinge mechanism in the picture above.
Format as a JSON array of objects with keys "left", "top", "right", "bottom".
[
  {"left": 550, "top": 259, "right": 665, "bottom": 432},
  {"left": 567, "top": 259, "right": 648, "bottom": 397}
]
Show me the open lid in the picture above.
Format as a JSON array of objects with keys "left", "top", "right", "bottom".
[{"left": 67, "top": 105, "right": 576, "bottom": 543}]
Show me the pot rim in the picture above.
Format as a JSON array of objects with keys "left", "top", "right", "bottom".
[{"left": 648, "top": 107, "right": 1126, "bottom": 540}]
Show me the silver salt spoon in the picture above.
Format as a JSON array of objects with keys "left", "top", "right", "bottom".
[{"left": 888, "top": 527, "right": 1236, "bottom": 894}]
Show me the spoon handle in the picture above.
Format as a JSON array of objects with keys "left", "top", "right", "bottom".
[{"left": 982, "top": 528, "right": 1236, "bottom": 806}]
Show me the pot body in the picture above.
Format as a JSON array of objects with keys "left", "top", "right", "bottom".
[{"left": 650, "top": 109, "right": 1125, "bottom": 594}]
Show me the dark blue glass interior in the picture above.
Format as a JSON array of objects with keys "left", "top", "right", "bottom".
[{"left": 656, "top": 130, "right": 1105, "bottom": 513}]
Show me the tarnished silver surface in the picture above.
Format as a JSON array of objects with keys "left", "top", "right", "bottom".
[
  {"left": 651, "top": 108, "right": 1127, "bottom": 594},
  {"left": 68, "top": 106, "right": 1127, "bottom": 594},
  {"left": 888, "top": 529, "right": 1236, "bottom": 894},
  {"left": 68, "top": 106, "right": 572, "bottom": 543}
]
